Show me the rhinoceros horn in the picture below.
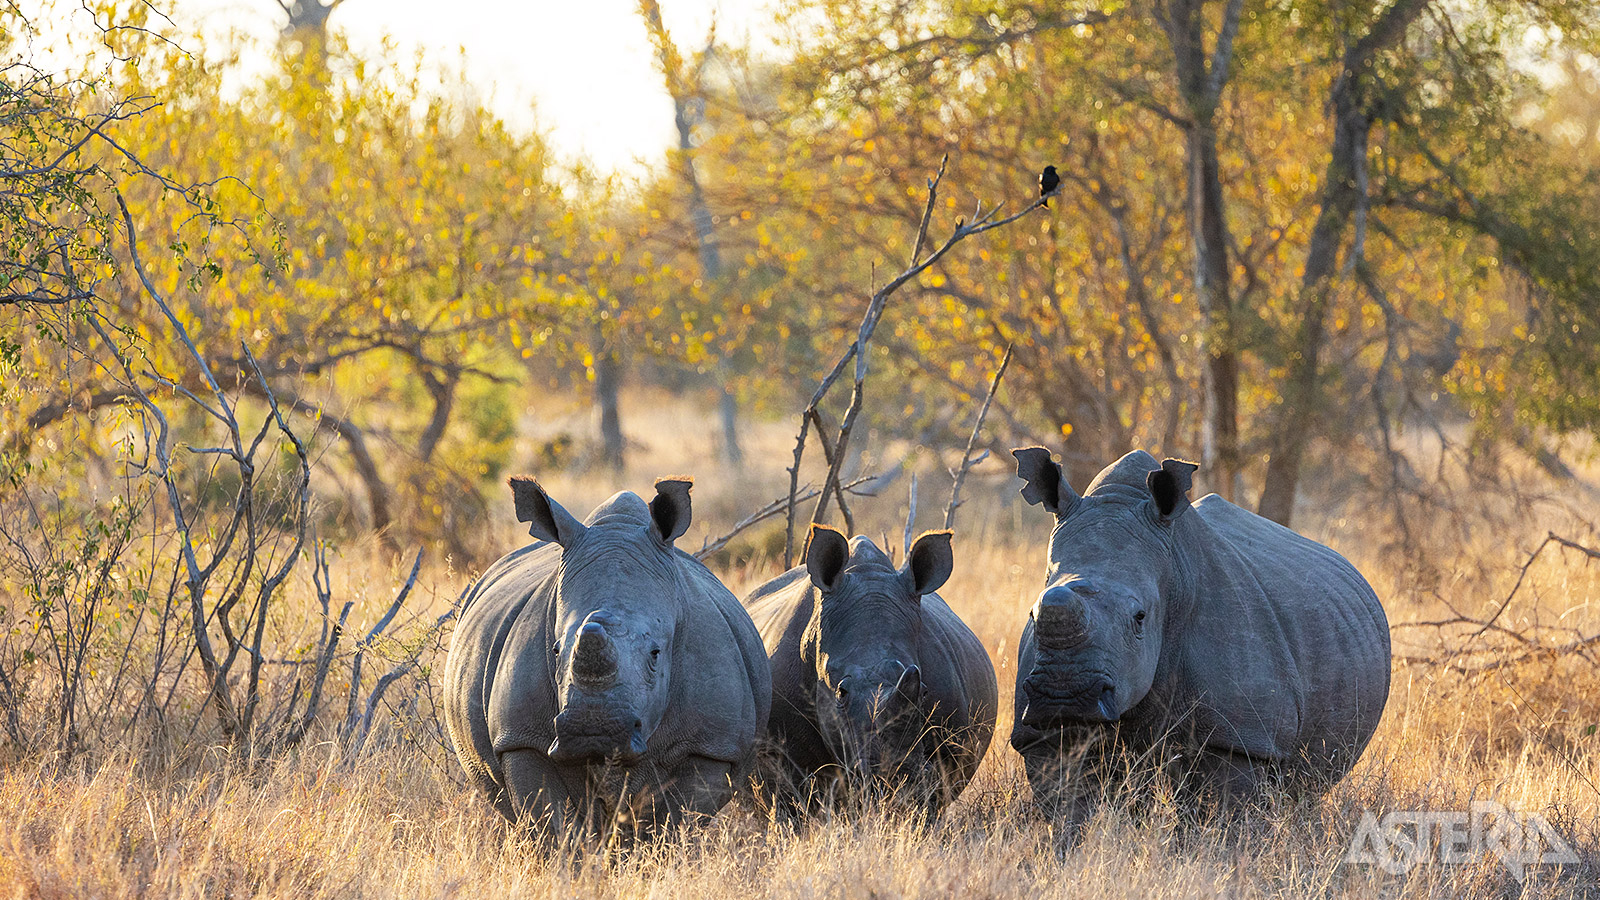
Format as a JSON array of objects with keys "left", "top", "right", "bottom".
[
  {"left": 570, "top": 620, "right": 619, "bottom": 685},
  {"left": 1033, "top": 587, "right": 1090, "bottom": 650}
]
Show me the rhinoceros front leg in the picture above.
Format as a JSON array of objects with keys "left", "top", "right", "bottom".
[
  {"left": 1022, "top": 746, "right": 1101, "bottom": 831},
  {"left": 501, "top": 749, "right": 574, "bottom": 838},
  {"left": 652, "top": 754, "right": 736, "bottom": 833},
  {"left": 1177, "top": 746, "right": 1281, "bottom": 817}
]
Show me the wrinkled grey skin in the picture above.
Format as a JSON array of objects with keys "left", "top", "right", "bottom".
[
  {"left": 1009, "top": 448, "right": 1390, "bottom": 821},
  {"left": 744, "top": 526, "right": 998, "bottom": 817},
  {"left": 443, "top": 477, "right": 771, "bottom": 842}
]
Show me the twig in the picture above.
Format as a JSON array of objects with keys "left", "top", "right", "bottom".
[
  {"left": 903, "top": 472, "right": 918, "bottom": 559},
  {"left": 1467, "top": 532, "right": 1562, "bottom": 641},
  {"left": 346, "top": 604, "right": 459, "bottom": 759},
  {"left": 944, "top": 344, "right": 1013, "bottom": 531},
  {"left": 343, "top": 549, "right": 423, "bottom": 731},
  {"left": 282, "top": 539, "right": 353, "bottom": 747},
  {"left": 697, "top": 475, "right": 877, "bottom": 562}
]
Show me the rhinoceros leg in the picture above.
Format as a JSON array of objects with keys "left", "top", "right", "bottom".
[
  {"left": 501, "top": 749, "right": 574, "bottom": 838},
  {"left": 1179, "top": 746, "right": 1283, "bottom": 817},
  {"left": 654, "top": 754, "right": 736, "bottom": 832},
  {"left": 1022, "top": 746, "right": 1102, "bottom": 833}
]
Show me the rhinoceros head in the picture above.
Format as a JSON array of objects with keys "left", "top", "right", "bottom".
[
  {"left": 1010, "top": 448, "right": 1197, "bottom": 733},
  {"left": 803, "top": 525, "right": 952, "bottom": 779},
  {"left": 508, "top": 475, "right": 695, "bottom": 766}
]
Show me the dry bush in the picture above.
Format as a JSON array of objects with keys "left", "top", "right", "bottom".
[{"left": 2, "top": 398, "right": 1598, "bottom": 898}]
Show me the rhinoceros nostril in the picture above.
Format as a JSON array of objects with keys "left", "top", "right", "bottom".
[{"left": 1097, "top": 684, "right": 1118, "bottom": 721}]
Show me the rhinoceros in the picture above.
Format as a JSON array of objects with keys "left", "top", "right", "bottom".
[
  {"left": 743, "top": 525, "right": 998, "bottom": 817},
  {"left": 443, "top": 477, "right": 771, "bottom": 840},
  {"left": 1008, "top": 448, "right": 1390, "bottom": 820}
]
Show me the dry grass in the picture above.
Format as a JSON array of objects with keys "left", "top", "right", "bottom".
[{"left": 4, "top": 391, "right": 1599, "bottom": 898}]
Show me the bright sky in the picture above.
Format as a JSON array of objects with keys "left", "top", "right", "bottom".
[{"left": 49, "top": 0, "right": 779, "bottom": 173}]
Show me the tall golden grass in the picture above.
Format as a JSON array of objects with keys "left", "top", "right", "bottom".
[{"left": 3, "top": 391, "right": 1597, "bottom": 898}]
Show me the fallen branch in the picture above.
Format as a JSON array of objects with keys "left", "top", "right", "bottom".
[{"left": 1392, "top": 532, "right": 1600, "bottom": 677}]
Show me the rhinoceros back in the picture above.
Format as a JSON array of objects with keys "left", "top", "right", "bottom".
[{"left": 1183, "top": 494, "right": 1391, "bottom": 777}]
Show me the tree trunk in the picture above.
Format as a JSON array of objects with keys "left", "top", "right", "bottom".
[
  {"left": 718, "top": 385, "right": 743, "bottom": 466},
  {"left": 1188, "top": 126, "right": 1239, "bottom": 500},
  {"left": 1255, "top": 130, "right": 1359, "bottom": 526},
  {"left": 416, "top": 369, "right": 458, "bottom": 464},
  {"left": 1256, "top": 0, "right": 1429, "bottom": 526},
  {"left": 241, "top": 380, "right": 399, "bottom": 555},
  {"left": 640, "top": 2, "right": 744, "bottom": 466},
  {"left": 594, "top": 344, "right": 625, "bottom": 472},
  {"left": 1158, "top": 0, "right": 1244, "bottom": 501}
]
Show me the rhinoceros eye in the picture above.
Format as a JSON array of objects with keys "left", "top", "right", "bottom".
[
  {"left": 552, "top": 640, "right": 561, "bottom": 656},
  {"left": 1133, "top": 610, "right": 1147, "bottom": 636}
]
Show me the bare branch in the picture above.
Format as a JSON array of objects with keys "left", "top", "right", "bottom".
[
  {"left": 344, "top": 549, "right": 423, "bottom": 732},
  {"left": 945, "top": 344, "right": 1013, "bottom": 531},
  {"left": 787, "top": 157, "right": 1049, "bottom": 562},
  {"left": 696, "top": 475, "right": 877, "bottom": 562},
  {"left": 902, "top": 472, "right": 918, "bottom": 560}
]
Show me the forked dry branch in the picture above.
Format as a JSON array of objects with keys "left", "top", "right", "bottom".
[
  {"left": 782, "top": 157, "right": 1051, "bottom": 566},
  {"left": 944, "top": 344, "right": 1013, "bottom": 532}
]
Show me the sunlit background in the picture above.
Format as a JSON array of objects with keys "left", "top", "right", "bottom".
[{"left": 46, "top": 0, "right": 778, "bottom": 172}]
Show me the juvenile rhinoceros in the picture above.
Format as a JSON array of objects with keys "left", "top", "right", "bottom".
[
  {"left": 443, "top": 477, "right": 771, "bottom": 840},
  {"left": 1009, "top": 448, "right": 1390, "bottom": 821},
  {"left": 744, "top": 525, "right": 998, "bottom": 817}
]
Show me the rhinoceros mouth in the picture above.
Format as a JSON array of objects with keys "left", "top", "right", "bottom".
[
  {"left": 1019, "top": 675, "right": 1120, "bottom": 729},
  {"left": 548, "top": 712, "right": 650, "bottom": 764}
]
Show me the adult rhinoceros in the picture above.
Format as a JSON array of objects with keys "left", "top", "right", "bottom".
[
  {"left": 443, "top": 477, "right": 770, "bottom": 840},
  {"left": 1009, "top": 448, "right": 1390, "bottom": 822},
  {"left": 744, "top": 526, "right": 998, "bottom": 818}
]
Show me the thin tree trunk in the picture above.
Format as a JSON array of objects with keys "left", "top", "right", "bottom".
[
  {"left": 594, "top": 343, "right": 625, "bottom": 472},
  {"left": 1158, "top": 0, "right": 1244, "bottom": 501},
  {"left": 718, "top": 385, "right": 743, "bottom": 466},
  {"left": 1255, "top": 134, "right": 1358, "bottom": 525}
]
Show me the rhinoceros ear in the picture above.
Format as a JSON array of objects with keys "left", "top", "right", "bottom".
[
  {"left": 1147, "top": 458, "right": 1199, "bottom": 523},
  {"left": 805, "top": 524, "right": 850, "bottom": 592},
  {"left": 508, "top": 476, "right": 587, "bottom": 548},
  {"left": 1012, "top": 447, "right": 1080, "bottom": 517},
  {"left": 649, "top": 477, "right": 693, "bottom": 545},
  {"left": 902, "top": 530, "right": 953, "bottom": 597}
]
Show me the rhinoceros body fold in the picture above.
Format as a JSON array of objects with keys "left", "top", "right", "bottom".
[
  {"left": 745, "top": 528, "right": 998, "bottom": 816},
  {"left": 444, "top": 483, "right": 770, "bottom": 839},
  {"left": 1010, "top": 449, "right": 1390, "bottom": 818}
]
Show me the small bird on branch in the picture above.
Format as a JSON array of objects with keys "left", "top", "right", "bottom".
[{"left": 1038, "top": 165, "right": 1060, "bottom": 207}]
